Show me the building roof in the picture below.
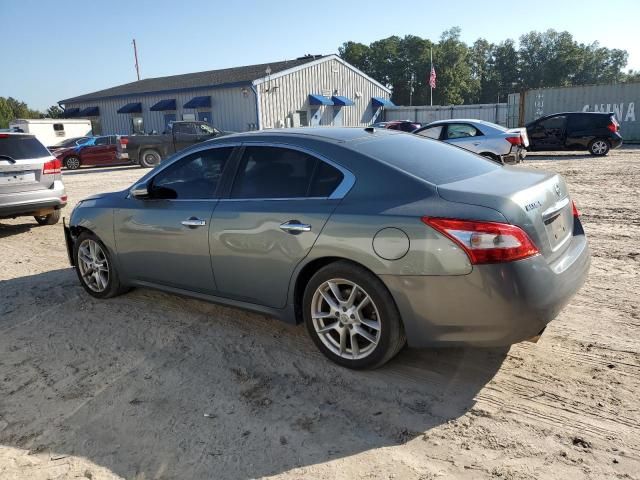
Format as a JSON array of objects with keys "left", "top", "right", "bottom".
[{"left": 60, "top": 55, "right": 328, "bottom": 104}]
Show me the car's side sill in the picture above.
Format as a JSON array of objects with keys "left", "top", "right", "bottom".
[{"left": 129, "top": 280, "right": 295, "bottom": 324}]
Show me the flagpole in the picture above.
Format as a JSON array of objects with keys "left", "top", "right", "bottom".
[{"left": 430, "top": 47, "right": 433, "bottom": 106}]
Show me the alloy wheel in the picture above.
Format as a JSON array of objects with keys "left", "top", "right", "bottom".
[
  {"left": 66, "top": 157, "right": 80, "bottom": 169},
  {"left": 311, "top": 278, "right": 381, "bottom": 360},
  {"left": 77, "top": 239, "right": 109, "bottom": 292},
  {"left": 592, "top": 140, "right": 608, "bottom": 155}
]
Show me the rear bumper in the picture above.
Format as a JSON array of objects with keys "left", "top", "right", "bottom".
[
  {"left": 382, "top": 233, "right": 590, "bottom": 348},
  {"left": 610, "top": 135, "right": 623, "bottom": 149},
  {"left": 0, "top": 181, "right": 66, "bottom": 218}
]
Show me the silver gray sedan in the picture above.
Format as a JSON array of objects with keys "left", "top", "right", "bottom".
[
  {"left": 64, "top": 128, "right": 590, "bottom": 369},
  {"left": 413, "top": 119, "right": 529, "bottom": 164}
]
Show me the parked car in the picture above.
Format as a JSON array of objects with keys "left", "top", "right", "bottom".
[
  {"left": 48, "top": 136, "right": 93, "bottom": 152},
  {"left": 64, "top": 127, "right": 590, "bottom": 369},
  {"left": 384, "top": 120, "right": 422, "bottom": 132},
  {"left": 526, "top": 112, "right": 622, "bottom": 156},
  {"left": 413, "top": 119, "right": 529, "bottom": 163},
  {"left": 370, "top": 121, "right": 390, "bottom": 128},
  {"left": 56, "top": 135, "right": 129, "bottom": 170},
  {"left": 0, "top": 133, "right": 66, "bottom": 225},
  {"left": 125, "top": 121, "right": 226, "bottom": 168}
]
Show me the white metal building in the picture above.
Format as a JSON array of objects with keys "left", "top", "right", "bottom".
[{"left": 59, "top": 55, "right": 393, "bottom": 135}]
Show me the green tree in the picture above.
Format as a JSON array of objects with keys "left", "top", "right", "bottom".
[
  {"left": 433, "top": 27, "right": 474, "bottom": 105},
  {"left": 45, "top": 105, "right": 63, "bottom": 118}
]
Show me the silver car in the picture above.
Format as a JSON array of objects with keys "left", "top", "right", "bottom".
[
  {"left": 64, "top": 128, "right": 590, "bottom": 369},
  {"left": 0, "top": 133, "right": 67, "bottom": 225},
  {"left": 413, "top": 119, "right": 529, "bottom": 163}
]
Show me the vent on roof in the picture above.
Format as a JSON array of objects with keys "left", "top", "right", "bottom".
[{"left": 296, "top": 54, "right": 322, "bottom": 60}]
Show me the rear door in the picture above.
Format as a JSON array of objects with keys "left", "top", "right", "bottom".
[
  {"left": 443, "top": 123, "right": 484, "bottom": 154},
  {"left": 81, "top": 136, "right": 114, "bottom": 166},
  {"left": 210, "top": 144, "right": 348, "bottom": 308},
  {"left": 0, "top": 134, "right": 53, "bottom": 195}
]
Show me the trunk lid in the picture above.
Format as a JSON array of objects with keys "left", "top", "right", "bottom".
[{"left": 437, "top": 166, "right": 574, "bottom": 262}]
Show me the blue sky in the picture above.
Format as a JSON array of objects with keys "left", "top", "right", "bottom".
[{"left": 2, "top": 0, "right": 638, "bottom": 110}]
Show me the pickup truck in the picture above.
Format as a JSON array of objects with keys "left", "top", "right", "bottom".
[{"left": 125, "top": 121, "right": 226, "bottom": 168}]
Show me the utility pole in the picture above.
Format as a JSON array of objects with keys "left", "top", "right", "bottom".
[{"left": 132, "top": 39, "right": 141, "bottom": 81}]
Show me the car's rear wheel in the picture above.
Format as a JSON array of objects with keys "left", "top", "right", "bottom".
[
  {"left": 73, "top": 231, "right": 127, "bottom": 298},
  {"left": 589, "top": 139, "right": 610, "bottom": 156},
  {"left": 140, "top": 149, "right": 162, "bottom": 168},
  {"left": 303, "top": 261, "right": 406, "bottom": 369},
  {"left": 34, "top": 210, "right": 60, "bottom": 225},
  {"left": 64, "top": 156, "right": 81, "bottom": 170}
]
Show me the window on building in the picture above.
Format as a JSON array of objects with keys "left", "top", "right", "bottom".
[
  {"left": 91, "top": 118, "right": 102, "bottom": 136},
  {"left": 182, "top": 113, "right": 196, "bottom": 121},
  {"left": 297, "top": 110, "right": 309, "bottom": 127},
  {"left": 198, "top": 111, "right": 212, "bottom": 123},
  {"left": 151, "top": 147, "right": 232, "bottom": 199},
  {"left": 230, "top": 146, "right": 342, "bottom": 199},
  {"left": 163, "top": 113, "right": 176, "bottom": 132},
  {"left": 131, "top": 116, "right": 144, "bottom": 135}
]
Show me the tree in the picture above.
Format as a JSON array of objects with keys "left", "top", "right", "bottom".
[{"left": 45, "top": 105, "right": 63, "bottom": 118}]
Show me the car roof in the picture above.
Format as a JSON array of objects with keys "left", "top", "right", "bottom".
[{"left": 212, "top": 127, "right": 401, "bottom": 144}]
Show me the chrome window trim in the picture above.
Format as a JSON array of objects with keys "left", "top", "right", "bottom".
[{"left": 227, "top": 141, "right": 355, "bottom": 202}]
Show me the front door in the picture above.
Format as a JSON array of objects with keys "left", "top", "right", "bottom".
[
  {"left": 530, "top": 115, "right": 567, "bottom": 150},
  {"left": 332, "top": 107, "right": 343, "bottom": 127},
  {"left": 115, "top": 146, "right": 234, "bottom": 294},
  {"left": 172, "top": 122, "right": 199, "bottom": 153},
  {"left": 210, "top": 145, "right": 346, "bottom": 308}
]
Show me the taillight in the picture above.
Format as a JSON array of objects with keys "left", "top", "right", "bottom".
[
  {"left": 505, "top": 136, "right": 522, "bottom": 146},
  {"left": 607, "top": 122, "right": 618, "bottom": 133},
  {"left": 572, "top": 200, "right": 580, "bottom": 218},
  {"left": 422, "top": 217, "right": 539, "bottom": 264},
  {"left": 43, "top": 158, "right": 62, "bottom": 175}
]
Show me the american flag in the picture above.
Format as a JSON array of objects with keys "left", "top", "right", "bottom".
[{"left": 429, "top": 67, "right": 437, "bottom": 89}]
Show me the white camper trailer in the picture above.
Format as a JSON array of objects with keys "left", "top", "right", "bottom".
[{"left": 9, "top": 119, "right": 92, "bottom": 148}]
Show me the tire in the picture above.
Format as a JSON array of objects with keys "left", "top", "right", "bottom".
[
  {"left": 34, "top": 209, "right": 61, "bottom": 225},
  {"left": 139, "top": 149, "right": 162, "bottom": 168},
  {"left": 73, "top": 231, "right": 128, "bottom": 299},
  {"left": 589, "top": 138, "right": 610, "bottom": 156},
  {"left": 303, "top": 261, "right": 406, "bottom": 369},
  {"left": 64, "top": 156, "right": 81, "bottom": 170}
]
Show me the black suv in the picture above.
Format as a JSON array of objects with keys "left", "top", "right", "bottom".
[{"left": 526, "top": 112, "right": 622, "bottom": 156}]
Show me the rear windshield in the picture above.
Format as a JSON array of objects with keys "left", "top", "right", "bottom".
[
  {"left": 0, "top": 135, "right": 51, "bottom": 160},
  {"left": 354, "top": 134, "right": 500, "bottom": 185}
]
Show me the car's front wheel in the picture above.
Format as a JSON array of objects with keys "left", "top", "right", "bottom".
[
  {"left": 589, "top": 138, "right": 610, "bottom": 156},
  {"left": 303, "top": 261, "right": 406, "bottom": 369},
  {"left": 73, "top": 231, "right": 127, "bottom": 298}
]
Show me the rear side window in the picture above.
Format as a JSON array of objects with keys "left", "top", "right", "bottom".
[
  {"left": 53, "top": 123, "right": 64, "bottom": 132},
  {"left": 151, "top": 147, "right": 232, "bottom": 199},
  {"left": 416, "top": 125, "right": 443, "bottom": 139},
  {"left": 446, "top": 123, "right": 481, "bottom": 139},
  {"left": 94, "top": 136, "right": 109, "bottom": 146},
  {"left": 231, "top": 146, "right": 343, "bottom": 199},
  {"left": 568, "top": 115, "right": 596, "bottom": 130},
  {"left": 0, "top": 135, "right": 51, "bottom": 160},
  {"left": 354, "top": 134, "right": 500, "bottom": 185}
]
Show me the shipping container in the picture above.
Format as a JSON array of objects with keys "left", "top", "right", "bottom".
[
  {"left": 384, "top": 103, "right": 508, "bottom": 126},
  {"left": 521, "top": 82, "right": 640, "bottom": 141}
]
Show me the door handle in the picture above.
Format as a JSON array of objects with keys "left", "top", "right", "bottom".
[
  {"left": 280, "top": 220, "right": 312, "bottom": 234},
  {"left": 181, "top": 217, "right": 206, "bottom": 227}
]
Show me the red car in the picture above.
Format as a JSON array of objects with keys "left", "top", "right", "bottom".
[
  {"left": 56, "top": 135, "right": 129, "bottom": 170},
  {"left": 384, "top": 120, "right": 422, "bottom": 132}
]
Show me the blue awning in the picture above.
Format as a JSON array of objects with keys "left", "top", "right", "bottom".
[
  {"left": 372, "top": 97, "right": 395, "bottom": 108},
  {"left": 150, "top": 99, "right": 176, "bottom": 111},
  {"left": 64, "top": 107, "right": 80, "bottom": 118},
  {"left": 308, "top": 94, "right": 334, "bottom": 106},
  {"left": 331, "top": 96, "right": 354, "bottom": 107},
  {"left": 79, "top": 106, "right": 99, "bottom": 116},
  {"left": 117, "top": 102, "right": 142, "bottom": 114},
  {"left": 183, "top": 96, "right": 211, "bottom": 108}
]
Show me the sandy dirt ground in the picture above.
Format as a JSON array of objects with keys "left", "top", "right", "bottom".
[{"left": 0, "top": 148, "right": 639, "bottom": 480}]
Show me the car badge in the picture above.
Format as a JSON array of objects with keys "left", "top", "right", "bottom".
[{"left": 554, "top": 184, "right": 561, "bottom": 197}]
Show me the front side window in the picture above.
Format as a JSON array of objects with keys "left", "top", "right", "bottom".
[
  {"left": 230, "top": 146, "right": 343, "bottom": 199},
  {"left": 539, "top": 116, "right": 566, "bottom": 130},
  {"left": 416, "top": 125, "right": 443, "bottom": 139},
  {"left": 151, "top": 147, "right": 232, "bottom": 199},
  {"left": 446, "top": 124, "right": 480, "bottom": 139},
  {"left": 174, "top": 123, "right": 197, "bottom": 135}
]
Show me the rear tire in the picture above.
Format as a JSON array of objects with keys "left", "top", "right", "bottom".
[
  {"left": 589, "top": 138, "right": 610, "bottom": 156},
  {"left": 303, "top": 261, "right": 406, "bottom": 369},
  {"left": 73, "top": 231, "right": 129, "bottom": 299},
  {"left": 34, "top": 210, "right": 61, "bottom": 225},
  {"left": 140, "top": 149, "right": 162, "bottom": 168},
  {"left": 64, "top": 156, "right": 81, "bottom": 170}
]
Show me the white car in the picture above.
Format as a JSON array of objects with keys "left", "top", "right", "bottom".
[{"left": 413, "top": 119, "right": 529, "bottom": 163}]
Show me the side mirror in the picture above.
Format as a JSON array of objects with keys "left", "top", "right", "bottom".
[{"left": 130, "top": 183, "right": 149, "bottom": 199}]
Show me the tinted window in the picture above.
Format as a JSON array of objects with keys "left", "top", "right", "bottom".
[
  {"left": 0, "top": 135, "right": 51, "bottom": 160},
  {"left": 310, "top": 160, "right": 343, "bottom": 197},
  {"left": 94, "top": 136, "right": 109, "bottom": 146},
  {"left": 151, "top": 147, "right": 232, "bottom": 199},
  {"left": 53, "top": 123, "right": 64, "bottom": 131},
  {"left": 446, "top": 123, "right": 480, "bottom": 139},
  {"left": 174, "top": 123, "right": 197, "bottom": 135},
  {"left": 355, "top": 134, "right": 500, "bottom": 185},
  {"left": 416, "top": 125, "right": 443, "bottom": 139},
  {"left": 231, "top": 147, "right": 318, "bottom": 199},
  {"left": 539, "top": 116, "right": 566, "bottom": 130}
]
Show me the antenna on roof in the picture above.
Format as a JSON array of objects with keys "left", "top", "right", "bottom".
[{"left": 132, "top": 39, "right": 141, "bottom": 81}]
